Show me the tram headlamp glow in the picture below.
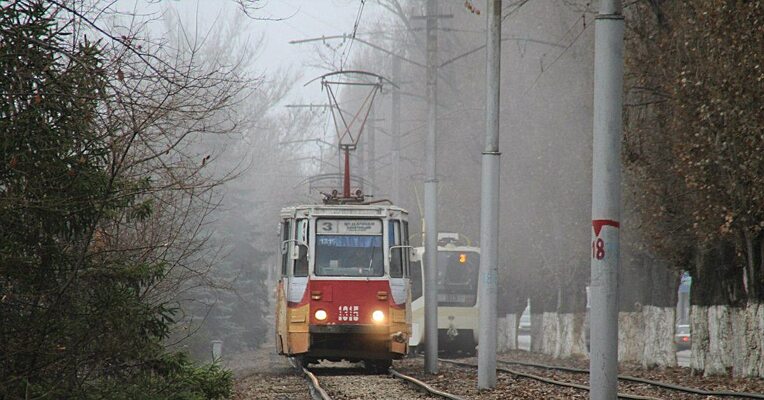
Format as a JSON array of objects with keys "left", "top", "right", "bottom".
[
  {"left": 372, "top": 310, "right": 385, "bottom": 322},
  {"left": 314, "top": 309, "right": 327, "bottom": 321}
]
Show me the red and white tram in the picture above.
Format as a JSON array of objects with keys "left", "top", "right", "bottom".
[{"left": 275, "top": 204, "right": 412, "bottom": 372}]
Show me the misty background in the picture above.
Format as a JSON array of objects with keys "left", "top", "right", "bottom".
[
  {"left": 147, "top": 0, "right": 602, "bottom": 361},
  {"left": 104, "top": 0, "right": 759, "bottom": 377}
]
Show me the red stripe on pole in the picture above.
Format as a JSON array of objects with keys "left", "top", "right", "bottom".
[{"left": 592, "top": 219, "right": 620, "bottom": 236}]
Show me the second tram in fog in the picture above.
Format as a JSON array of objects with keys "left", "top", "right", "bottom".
[{"left": 409, "top": 233, "right": 481, "bottom": 355}]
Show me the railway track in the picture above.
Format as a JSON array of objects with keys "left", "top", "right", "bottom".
[
  {"left": 389, "top": 368, "right": 467, "bottom": 400},
  {"left": 289, "top": 358, "right": 466, "bottom": 400},
  {"left": 494, "top": 359, "right": 764, "bottom": 399},
  {"left": 292, "top": 360, "right": 332, "bottom": 400},
  {"left": 440, "top": 358, "right": 764, "bottom": 400}
]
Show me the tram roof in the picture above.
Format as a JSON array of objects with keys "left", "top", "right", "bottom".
[{"left": 280, "top": 204, "right": 408, "bottom": 218}]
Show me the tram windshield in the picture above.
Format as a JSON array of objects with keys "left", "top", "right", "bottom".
[
  {"left": 437, "top": 251, "right": 480, "bottom": 306},
  {"left": 315, "top": 235, "right": 384, "bottom": 277}
]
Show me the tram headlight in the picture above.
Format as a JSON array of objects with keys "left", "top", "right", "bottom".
[
  {"left": 372, "top": 310, "right": 385, "bottom": 323},
  {"left": 315, "top": 309, "right": 327, "bottom": 321}
]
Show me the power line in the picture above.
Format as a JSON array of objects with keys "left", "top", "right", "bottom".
[
  {"left": 502, "top": 0, "right": 531, "bottom": 21},
  {"left": 523, "top": 14, "right": 590, "bottom": 94},
  {"left": 341, "top": 0, "right": 366, "bottom": 70}
]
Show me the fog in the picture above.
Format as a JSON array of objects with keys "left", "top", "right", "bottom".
[
  {"left": 6, "top": 3, "right": 763, "bottom": 395},
  {"left": 123, "top": 0, "right": 672, "bottom": 365}
]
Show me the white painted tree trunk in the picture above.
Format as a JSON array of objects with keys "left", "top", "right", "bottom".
[
  {"left": 690, "top": 305, "right": 708, "bottom": 373},
  {"left": 691, "top": 305, "right": 735, "bottom": 376},
  {"left": 731, "top": 307, "right": 746, "bottom": 377},
  {"left": 541, "top": 312, "right": 559, "bottom": 356},
  {"left": 731, "top": 303, "right": 763, "bottom": 377},
  {"left": 556, "top": 313, "right": 588, "bottom": 358},
  {"left": 505, "top": 313, "right": 518, "bottom": 351},
  {"left": 641, "top": 305, "right": 677, "bottom": 368},
  {"left": 497, "top": 316, "right": 508, "bottom": 352},
  {"left": 690, "top": 303, "right": 764, "bottom": 377},
  {"left": 496, "top": 314, "right": 517, "bottom": 352},
  {"left": 618, "top": 311, "right": 644, "bottom": 362},
  {"left": 530, "top": 313, "right": 544, "bottom": 352},
  {"left": 706, "top": 305, "right": 733, "bottom": 376}
]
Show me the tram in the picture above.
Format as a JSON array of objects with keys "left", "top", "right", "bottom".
[
  {"left": 276, "top": 70, "right": 410, "bottom": 372},
  {"left": 275, "top": 202, "right": 412, "bottom": 372},
  {"left": 409, "top": 233, "right": 480, "bottom": 355}
]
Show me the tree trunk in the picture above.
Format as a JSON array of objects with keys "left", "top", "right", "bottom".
[
  {"left": 730, "top": 303, "right": 763, "bottom": 377},
  {"left": 497, "top": 313, "right": 518, "bottom": 351},
  {"left": 742, "top": 230, "right": 763, "bottom": 301},
  {"left": 499, "top": 267, "right": 530, "bottom": 354},
  {"left": 641, "top": 258, "right": 679, "bottom": 368},
  {"left": 497, "top": 315, "right": 508, "bottom": 352},
  {"left": 530, "top": 291, "right": 555, "bottom": 353},
  {"left": 616, "top": 252, "right": 678, "bottom": 366},
  {"left": 641, "top": 305, "right": 676, "bottom": 368},
  {"left": 530, "top": 311, "right": 544, "bottom": 353},
  {"left": 540, "top": 311, "right": 559, "bottom": 356},
  {"left": 736, "top": 231, "right": 764, "bottom": 377},
  {"left": 689, "top": 241, "right": 746, "bottom": 376},
  {"left": 618, "top": 311, "right": 645, "bottom": 362},
  {"left": 555, "top": 280, "right": 587, "bottom": 358},
  {"left": 556, "top": 312, "right": 587, "bottom": 358},
  {"left": 533, "top": 285, "right": 587, "bottom": 358},
  {"left": 618, "top": 252, "right": 648, "bottom": 362}
]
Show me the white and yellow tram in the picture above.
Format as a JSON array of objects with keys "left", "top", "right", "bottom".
[{"left": 409, "top": 233, "right": 481, "bottom": 355}]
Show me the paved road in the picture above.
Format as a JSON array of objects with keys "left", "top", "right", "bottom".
[{"left": 677, "top": 349, "right": 690, "bottom": 367}]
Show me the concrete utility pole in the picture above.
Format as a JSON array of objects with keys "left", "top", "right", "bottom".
[
  {"left": 423, "top": 0, "right": 439, "bottom": 375},
  {"left": 589, "top": 0, "right": 624, "bottom": 399},
  {"left": 478, "top": 0, "right": 502, "bottom": 389},
  {"left": 391, "top": 56, "right": 401, "bottom": 204}
]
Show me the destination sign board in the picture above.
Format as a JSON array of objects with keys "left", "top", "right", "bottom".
[{"left": 317, "top": 219, "right": 382, "bottom": 235}]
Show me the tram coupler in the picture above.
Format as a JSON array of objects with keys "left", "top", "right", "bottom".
[
  {"left": 391, "top": 331, "right": 408, "bottom": 343},
  {"left": 447, "top": 323, "right": 459, "bottom": 340}
]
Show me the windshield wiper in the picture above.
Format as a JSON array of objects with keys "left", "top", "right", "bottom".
[{"left": 368, "top": 246, "right": 376, "bottom": 270}]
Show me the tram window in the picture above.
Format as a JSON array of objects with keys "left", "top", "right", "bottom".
[
  {"left": 315, "top": 235, "right": 384, "bottom": 277},
  {"left": 436, "top": 251, "right": 480, "bottom": 307},
  {"left": 411, "top": 260, "right": 423, "bottom": 300},
  {"left": 294, "top": 246, "right": 308, "bottom": 276},
  {"left": 389, "top": 221, "right": 403, "bottom": 278},
  {"left": 294, "top": 219, "right": 308, "bottom": 277},
  {"left": 280, "top": 220, "right": 291, "bottom": 277}
]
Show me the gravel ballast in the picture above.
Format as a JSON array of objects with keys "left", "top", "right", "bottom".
[{"left": 232, "top": 347, "right": 764, "bottom": 399}]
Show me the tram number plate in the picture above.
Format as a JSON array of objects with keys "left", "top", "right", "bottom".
[
  {"left": 438, "top": 294, "right": 470, "bottom": 303},
  {"left": 337, "top": 305, "right": 359, "bottom": 322}
]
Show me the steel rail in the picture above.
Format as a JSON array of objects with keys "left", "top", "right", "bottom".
[
  {"left": 440, "top": 359, "right": 660, "bottom": 400},
  {"left": 389, "top": 368, "right": 466, "bottom": 400},
  {"left": 288, "top": 357, "right": 332, "bottom": 400},
  {"left": 496, "top": 359, "right": 764, "bottom": 399}
]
